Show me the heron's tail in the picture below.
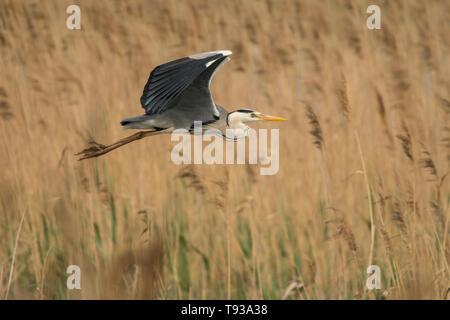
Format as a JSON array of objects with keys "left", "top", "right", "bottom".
[{"left": 120, "top": 115, "right": 151, "bottom": 129}]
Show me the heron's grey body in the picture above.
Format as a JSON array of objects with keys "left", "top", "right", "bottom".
[
  {"left": 121, "top": 104, "right": 229, "bottom": 132},
  {"left": 121, "top": 50, "right": 232, "bottom": 135}
]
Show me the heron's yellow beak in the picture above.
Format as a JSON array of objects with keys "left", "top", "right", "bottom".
[{"left": 256, "top": 114, "right": 288, "bottom": 121}]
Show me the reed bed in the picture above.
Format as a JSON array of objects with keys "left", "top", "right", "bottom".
[{"left": 0, "top": 0, "right": 448, "bottom": 299}]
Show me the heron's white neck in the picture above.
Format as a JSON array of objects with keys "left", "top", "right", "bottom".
[
  {"left": 227, "top": 112, "right": 250, "bottom": 130},
  {"left": 224, "top": 112, "right": 250, "bottom": 141}
]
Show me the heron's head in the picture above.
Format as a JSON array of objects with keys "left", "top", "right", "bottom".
[{"left": 228, "top": 109, "right": 287, "bottom": 127}]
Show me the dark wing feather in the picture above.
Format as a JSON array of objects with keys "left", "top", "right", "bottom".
[
  {"left": 165, "top": 55, "right": 231, "bottom": 124},
  {"left": 140, "top": 51, "right": 231, "bottom": 115}
]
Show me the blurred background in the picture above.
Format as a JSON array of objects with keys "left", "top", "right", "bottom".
[{"left": 0, "top": 0, "right": 449, "bottom": 299}]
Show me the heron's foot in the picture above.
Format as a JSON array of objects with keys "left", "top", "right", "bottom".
[{"left": 75, "top": 141, "right": 108, "bottom": 160}]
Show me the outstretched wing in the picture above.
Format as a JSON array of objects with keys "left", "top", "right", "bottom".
[{"left": 140, "top": 50, "right": 232, "bottom": 115}]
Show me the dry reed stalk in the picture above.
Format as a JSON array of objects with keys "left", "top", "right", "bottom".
[
  {"left": 176, "top": 165, "right": 207, "bottom": 195},
  {"left": 438, "top": 97, "right": 450, "bottom": 114},
  {"left": 430, "top": 201, "right": 445, "bottom": 231},
  {"left": 177, "top": 165, "right": 233, "bottom": 298},
  {"left": 302, "top": 99, "right": 336, "bottom": 212},
  {"left": 397, "top": 122, "right": 414, "bottom": 162},
  {"left": 245, "top": 163, "right": 258, "bottom": 185},
  {"left": 392, "top": 198, "right": 408, "bottom": 238},
  {"left": 375, "top": 185, "right": 403, "bottom": 289},
  {"left": 38, "top": 246, "right": 53, "bottom": 300},
  {"left": 303, "top": 100, "right": 341, "bottom": 287},
  {"left": 226, "top": 214, "right": 231, "bottom": 300},
  {"left": 0, "top": 265, "right": 3, "bottom": 297},
  {"left": 4, "top": 210, "right": 26, "bottom": 300},
  {"left": 376, "top": 190, "right": 393, "bottom": 257},
  {"left": 210, "top": 167, "right": 230, "bottom": 209},
  {"left": 302, "top": 99, "right": 343, "bottom": 294},
  {"left": 353, "top": 128, "right": 376, "bottom": 271},
  {"left": 304, "top": 104, "right": 323, "bottom": 150},
  {"left": 419, "top": 143, "right": 438, "bottom": 181},
  {"left": 281, "top": 281, "right": 304, "bottom": 300},
  {"left": 134, "top": 237, "right": 164, "bottom": 299},
  {"left": 375, "top": 88, "right": 393, "bottom": 145},
  {"left": 404, "top": 181, "right": 418, "bottom": 216},
  {"left": 442, "top": 205, "right": 450, "bottom": 278},
  {"left": 104, "top": 238, "right": 163, "bottom": 299},
  {"left": 338, "top": 75, "right": 351, "bottom": 120},
  {"left": 336, "top": 216, "right": 358, "bottom": 263},
  {"left": 338, "top": 75, "right": 376, "bottom": 275},
  {"left": 216, "top": 168, "right": 231, "bottom": 300}
]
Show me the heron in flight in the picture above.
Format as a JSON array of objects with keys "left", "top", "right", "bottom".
[{"left": 77, "top": 50, "right": 287, "bottom": 160}]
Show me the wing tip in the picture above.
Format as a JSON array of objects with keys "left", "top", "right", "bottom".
[
  {"left": 218, "top": 50, "right": 232, "bottom": 56},
  {"left": 189, "top": 50, "right": 232, "bottom": 60}
]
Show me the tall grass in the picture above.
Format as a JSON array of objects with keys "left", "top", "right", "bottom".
[{"left": 0, "top": 0, "right": 449, "bottom": 299}]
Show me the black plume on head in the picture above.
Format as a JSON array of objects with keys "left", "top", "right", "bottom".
[{"left": 234, "top": 109, "right": 254, "bottom": 113}]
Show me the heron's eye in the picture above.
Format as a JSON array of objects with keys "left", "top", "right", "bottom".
[{"left": 251, "top": 113, "right": 257, "bottom": 118}]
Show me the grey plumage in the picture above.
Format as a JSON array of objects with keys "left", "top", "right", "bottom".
[{"left": 121, "top": 50, "right": 232, "bottom": 133}]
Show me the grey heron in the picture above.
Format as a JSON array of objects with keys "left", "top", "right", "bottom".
[{"left": 77, "top": 50, "right": 287, "bottom": 160}]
